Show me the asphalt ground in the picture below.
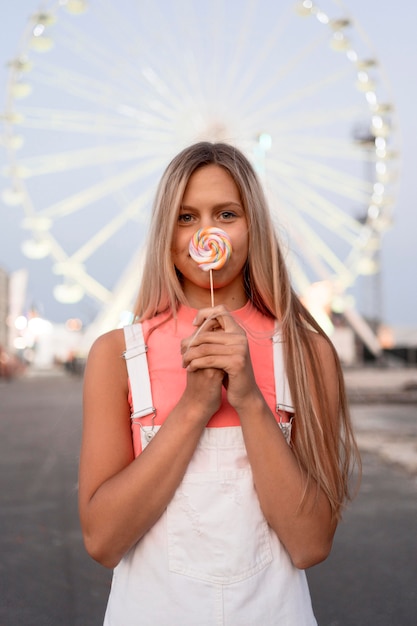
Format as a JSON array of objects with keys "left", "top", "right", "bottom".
[{"left": 0, "top": 369, "right": 416, "bottom": 626}]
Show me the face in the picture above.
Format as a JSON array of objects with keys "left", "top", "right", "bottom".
[{"left": 172, "top": 164, "right": 249, "bottom": 308}]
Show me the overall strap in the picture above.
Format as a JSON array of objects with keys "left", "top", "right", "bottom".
[
  {"left": 123, "top": 323, "right": 155, "bottom": 419},
  {"left": 272, "top": 328, "right": 294, "bottom": 413},
  {"left": 272, "top": 327, "right": 294, "bottom": 445}
]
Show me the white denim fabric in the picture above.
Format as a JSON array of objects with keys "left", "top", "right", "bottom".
[
  {"left": 103, "top": 425, "right": 317, "bottom": 626},
  {"left": 103, "top": 323, "right": 317, "bottom": 625}
]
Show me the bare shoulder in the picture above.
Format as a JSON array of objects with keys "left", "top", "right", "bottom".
[
  {"left": 84, "top": 327, "right": 128, "bottom": 393},
  {"left": 307, "top": 328, "right": 337, "bottom": 361},
  {"left": 88, "top": 327, "right": 126, "bottom": 360}
]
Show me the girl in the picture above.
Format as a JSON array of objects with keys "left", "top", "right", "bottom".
[{"left": 79, "top": 142, "right": 360, "bottom": 625}]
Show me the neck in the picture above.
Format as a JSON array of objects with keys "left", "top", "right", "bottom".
[{"left": 182, "top": 280, "right": 248, "bottom": 311}]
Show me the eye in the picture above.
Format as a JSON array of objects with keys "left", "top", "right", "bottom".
[
  {"left": 219, "top": 210, "right": 236, "bottom": 220},
  {"left": 178, "top": 213, "right": 194, "bottom": 224}
]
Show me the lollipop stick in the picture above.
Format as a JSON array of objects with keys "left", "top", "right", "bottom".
[{"left": 210, "top": 269, "right": 214, "bottom": 307}]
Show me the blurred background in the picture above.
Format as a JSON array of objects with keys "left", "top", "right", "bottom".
[
  {"left": 1, "top": 0, "right": 416, "bottom": 374},
  {"left": 1, "top": 5, "right": 416, "bottom": 626}
]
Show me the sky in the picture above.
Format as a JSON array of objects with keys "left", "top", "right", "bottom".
[{"left": 1, "top": 1, "right": 416, "bottom": 331}]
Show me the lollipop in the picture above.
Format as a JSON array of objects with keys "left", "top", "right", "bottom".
[{"left": 189, "top": 227, "right": 232, "bottom": 305}]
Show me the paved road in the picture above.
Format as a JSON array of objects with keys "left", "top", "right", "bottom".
[{"left": 0, "top": 372, "right": 416, "bottom": 626}]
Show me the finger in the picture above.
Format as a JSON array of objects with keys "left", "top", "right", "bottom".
[
  {"left": 183, "top": 342, "right": 250, "bottom": 376},
  {"left": 181, "top": 331, "right": 246, "bottom": 357},
  {"left": 193, "top": 306, "right": 242, "bottom": 333}
]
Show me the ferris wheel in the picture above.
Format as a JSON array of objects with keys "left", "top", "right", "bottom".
[{"left": 2, "top": 0, "right": 399, "bottom": 340}]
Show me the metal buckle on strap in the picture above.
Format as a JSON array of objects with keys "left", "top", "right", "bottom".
[
  {"left": 131, "top": 406, "right": 156, "bottom": 420},
  {"left": 122, "top": 344, "right": 148, "bottom": 360}
]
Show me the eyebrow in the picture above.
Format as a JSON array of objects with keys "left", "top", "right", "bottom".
[{"left": 179, "top": 201, "right": 243, "bottom": 211}]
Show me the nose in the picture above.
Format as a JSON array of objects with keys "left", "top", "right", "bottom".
[{"left": 199, "top": 215, "right": 216, "bottom": 230}]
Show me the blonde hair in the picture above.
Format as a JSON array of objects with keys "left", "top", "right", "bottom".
[{"left": 134, "top": 141, "right": 360, "bottom": 520}]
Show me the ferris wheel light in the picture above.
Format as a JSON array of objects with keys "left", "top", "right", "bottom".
[
  {"left": 21, "top": 239, "right": 50, "bottom": 260},
  {"left": 358, "top": 257, "right": 379, "bottom": 275},
  {"left": 54, "top": 283, "right": 84, "bottom": 303},
  {"left": 8, "top": 56, "right": 33, "bottom": 73},
  {"left": 33, "top": 24, "right": 46, "bottom": 37},
  {"left": 258, "top": 133, "right": 272, "bottom": 151},
  {"left": 368, "top": 205, "right": 380, "bottom": 220},
  {"left": 21, "top": 238, "right": 51, "bottom": 259},
  {"left": 30, "top": 35, "right": 54, "bottom": 52},
  {"left": 10, "top": 82, "right": 32, "bottom": 99},
  {"left": 375, "top": 137, "right": 386, "bottom": 150},
  {"left": 356, "top": 72, "right": 375, "bottom": 92},
  {"left": 346, "top": 49, "right": 358, "bottom": 62},
  {"left": 32, "top": 12, "right": 56, "bottom": 27},
  {"left": 60, "top": 0, "right": 88, "bottom": 15},
  {"left": 365, "top": 91, "right": 377, "bottom": 106},
  {"left": 330, "top": 19, "right": 351, "bottom": 30},
  {"left": 295, "top": 1, "right": 314, "bottom": 17},
  {"left": 330, "top": 32, "right": 350, "bottom": 52},
  {"left": 376, "top": 162, "right": 387, "bottom": 175},
  {"left": 357, "top": 71, "right": 369, "bottom": 83},
  {"left": 357, "top": 59, "right": 377, "bottom": 69},
  {"left": 371, "top": 115, "right": 383, "bottom": 129},
  {"left": 316, "top": 12, "right": 329, "bottom": 24},
  {"left": 371, "top": 116, "right": 389, "bottom": 137},
  {"left": 3, "top": 163, "right": 31, "bottom": 179},
  {"left": 4, "top": 134, "right": 24, "bottom": 150},
  {"left": 4, "top": 112, "right": 24, "bottom": 125},
  {"left": 1, "top": 187, "right": 24, "bottom": 206}
]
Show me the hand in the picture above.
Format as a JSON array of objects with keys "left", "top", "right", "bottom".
[{"left": 181, "top": 305, "right": 260, "bottom": 412}]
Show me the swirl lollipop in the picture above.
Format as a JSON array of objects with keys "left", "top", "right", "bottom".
[{"left": 189, "top": 227, "right": 232, "bottom": 305}]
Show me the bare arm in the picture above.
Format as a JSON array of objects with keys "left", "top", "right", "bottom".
[
  {"left": 183, "top": 306, "right": 339, "bottom": 569},
  {"left": 78, "top": 328, "right": 223, "bottom": 568}
]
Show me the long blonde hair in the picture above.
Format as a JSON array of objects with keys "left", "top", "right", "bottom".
[{"left": 134, "top": 141, "right": 360, "bottom": 519}]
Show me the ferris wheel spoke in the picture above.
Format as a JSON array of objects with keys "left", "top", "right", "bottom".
[
  {"left": 96, "top": 0, "right": 193, "bottom": 104},
  {"left": 276, "top": 152, "right": 371, "bottom": 203},
  {"left": 279, "top": 187, "right": 362, "bottom": 247},
  {"left": 240, "top": 34, "right": 334, "bottom": 118},
  {"left": 69, "top": 191, "right": 153, "bottom": 265},
  {"left": 283, "top": 206, "right": 354, "bottom": 279},
  {"left": 14, "top": 106, "right": 182, "bottom": 144},
  {"left": 274, "top": 135, "right": 366, "bottom": 160},
  {"left": 264, "top": 104, "right": 364, "bottom": 134},
  {"left": 10, "top": 139, "right": 171, "bottom": 178},
  {"left": 244, "top": 67, "right": 351, "bottom": 125},
  {"left": 30, "top": 61, "right": 183, "bottom": 128},
  {"left": 59, "top": 264, "right": 113, "bottom": 303},
  {"left": 38, "top": 158, "right": 164, "bottom": 220},
  {"left": 268, "top": 159, "right": 365, "bottom": 233},
  {"left": 225, "top": 4, "right": 300, "bottom": 108},
  {"left": 56, "top": 13, "right": 187, "bottom": 112},
  {"left": 222, "top": 0, "right": 259, "bottom": 93}
]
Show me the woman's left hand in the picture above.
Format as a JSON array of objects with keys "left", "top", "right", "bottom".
[{"left": 181, "top": 305, "right": 262, "bottom": 411}]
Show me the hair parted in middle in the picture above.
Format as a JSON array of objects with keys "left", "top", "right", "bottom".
[
  {"left": 133, "top": 141, "right": 360, "bottom": 522},
  {"left": 135, "top": 141, "right": 291, "bottom": 322}
]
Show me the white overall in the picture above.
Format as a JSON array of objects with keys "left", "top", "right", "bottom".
[{"left": 103, "top": 324, "right": 317, "bottom": 626}]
